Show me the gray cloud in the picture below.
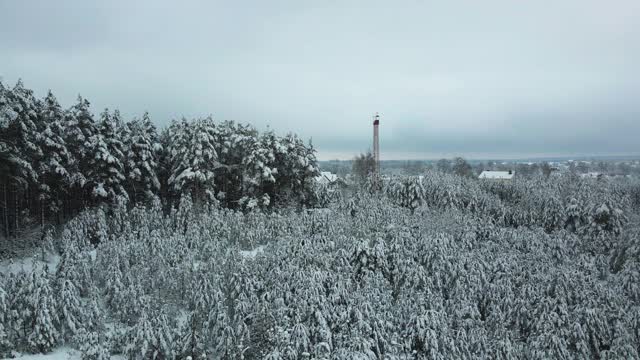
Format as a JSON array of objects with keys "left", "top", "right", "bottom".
[{"left": 1, "top": 0, "right": 639, "bottom": 159}]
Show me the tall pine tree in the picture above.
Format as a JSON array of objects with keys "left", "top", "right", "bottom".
[{"left": 86, "top": 109, "right": 128, "bottom": 204}]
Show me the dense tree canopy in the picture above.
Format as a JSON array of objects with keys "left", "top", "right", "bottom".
[
  {"left": 1, "top": 168, "right": 638, "bottom": 358},
  {"left": 0, "top": 79, "right": 320, "bottom": 238}
]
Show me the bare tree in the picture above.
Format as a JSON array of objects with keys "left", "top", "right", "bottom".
[{"left": 352, "top": 151, "right": 376, "bottom": 183}]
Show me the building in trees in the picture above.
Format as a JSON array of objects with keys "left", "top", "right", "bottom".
[{"left": 478, "top": 170, "right": 515, "bottom": 181}]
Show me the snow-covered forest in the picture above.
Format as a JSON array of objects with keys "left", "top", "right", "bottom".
[
  {"left": 0, "top": 80, "right": 319, "bottom": 242},
  {"left": 1, "top": 79, "right": 640, "bottom": 359}
]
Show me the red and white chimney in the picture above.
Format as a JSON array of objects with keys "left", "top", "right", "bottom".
[{"left": 373, "top": 113, "right": 380, "bottom": 178}]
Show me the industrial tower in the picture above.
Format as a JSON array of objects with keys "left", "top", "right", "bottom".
[{"left": 373, "top": 113, "right": 380, "bottom": 178}]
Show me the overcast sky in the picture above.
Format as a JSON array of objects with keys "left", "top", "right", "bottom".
[{"left": 1, "top": 0, "right": 639, "bottom": 160}]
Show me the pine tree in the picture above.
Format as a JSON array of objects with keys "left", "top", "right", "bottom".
[
  {"left": 86, "top": 109, "right": 128, "bottom": 203},
  {"left": 168, "top": 117, "right": 218, "bottom": 207},
  {"left": 27, "top": 267, "right": 60, "bottom": 353},
  {"left": 124, "top": 112, "right": 160, "bottom": 204},
  {"left": 78, "top": 330, "right": 111, "bottom": 360},
  {"left": 388, "top": 176, "right": 425, "bottom": 214},
  {"left": 57, "top": 278, "right": 84, "bottom": 342},
  {"left": 64, "top": 95, "right": 97, "bottom": 192},
  {"left": 1, "top": 80, "right": 42, "bottom": 235},
  {"left": 4, "top": 80, "right": 41, "bottom": 185},
  {"left": 0, "top": 284, "right": 12, "bottom": 356},
  {"left": 35, "top": 90, "right": 73, "bottom": 222},
  {"left": 125, "top": 309, "right": 162, "bottom": 360},
  {"left": 177, "top": 311, "right": 207, "bottom": 360}
]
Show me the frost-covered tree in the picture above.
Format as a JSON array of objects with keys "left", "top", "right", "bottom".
[
  {"left": 580, "top": 201, "right": 626, "bottom": 246},
  {"left": 388, "top": 176, "right": 425, "bottom": 214},
  {"left": 27, "top": 268, "right": 60, "bottom": 353},
  {"left": 352, "top": 151, "right": 375, "bottom": 183},
  {"left": 56, "top": 278, "right": 84, "bottom": 342},
  {"left": 64, "top": 95, "right": 97, "bottom": 192},
  {"left": 0, "top": 80, "right": 42, "bottom": 235},
  {"left": 35, "top": 91, "right": 73, "bottom": 220},
  {"left": 452, "top": 157, "right": 473, "bottom": 178},
  {"left": 77, "top": 329, "right": 110, "bottom": 360},
  {"left": 124, "top": 112, "right": 161, "bottom": 203},
  {"left": 168, "top": 117, "right": 219, "bottom": 206},
  {"left": 86, "top": 109, "right": 128, "bottom": 203},
  {"left": 0, "top": 284, "right": 11, "bottom": 357}
]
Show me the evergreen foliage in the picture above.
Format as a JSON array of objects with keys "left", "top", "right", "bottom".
[{"left": 0, "top": 80, "right": 320, "bottom": 238}]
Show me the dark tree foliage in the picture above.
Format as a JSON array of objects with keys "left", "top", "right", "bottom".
[
  {"left": 1, "top": 170, "right": 638, "bottom": 357},
  {"left": 352, "top": 151, "right": 376, "bottom": 183},
  {"left": 0, "top": 80, "right": 319, "bottom": 239}
]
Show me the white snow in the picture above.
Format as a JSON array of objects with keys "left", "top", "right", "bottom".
[
  {"left": 0, "top": 252, "right": 60, "bottom": 275},
  {"left": 11, "top": 347, "right": 79, "bottom": 359},
  {"left": 240, "top": 245, "right": 265, "bottom": 259},
  {"left": 11, "top": 347, "right": 125, "bottom": 360},
  {"left": 315, "top": 171, "right": 338, "bottom": 184},
  {"left": 478, "top": 170, "right": 515, "bottom": 180}
]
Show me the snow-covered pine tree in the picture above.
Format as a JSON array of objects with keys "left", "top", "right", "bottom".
[
  {"left": 124, "top": 308, "right": 155, "bottom": 359},
  {"left": 168, "top": 117, "right": 219, "bottom": 207},
  {"left": 86, "top": 109, "right": 128, "bottom": 204},
  {"left": 212, "top": 120, "right": 257, "bottom": 208},
  {"left": 580, "top": 201, "right": 626, "bottom": 248},
  {"left": 177, "top": 311, "right": 207, "bottom": 360},
  {"left": 239, "top": 131, "right": 277, "bottom": 210},
  {"left": 56, "top": 278, "right": 84, "bottom": 342},
  {"left": 35, "top": 90, "right": 73, "bottom": 223},
  {"left": 4, "top": 80, "right": 41, "bottom": 183},
  {"left": 77, "top": 329, "right": 111, "bottom": 360},
  {"left": 290, "top": 322, "right": 311, "bottom": 356},
  {"left": 271, "top": 134, "right": 319, "bottom": 208},
  {"left": 0, "top": 80, "right": 22, "bottom": 238},
  {"left": 64, "top": 95, "right": 97, "bottom": 201},
  {"left": 1, "top": 80, "right": 42, "bottom": 235},
  {"left": 0, "top": 284, "right": 11, "bottom": 357},
  {"left": 27, "top": 267, "right": 60, "bottom": 354},
  {"left": 124, "top": 112, "right": 160, "bottom": 204},
  {"left": 388, "top": 176, "right": 425, "bottom": 214}
]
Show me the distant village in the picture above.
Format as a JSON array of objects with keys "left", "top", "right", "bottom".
[{"left": 317, "top": 158, "right": 640, "bottom": 186}]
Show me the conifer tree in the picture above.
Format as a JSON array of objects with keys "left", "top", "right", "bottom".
[
  {"left": 168, "top": 117, "right": 218, "bottom": 206},
  {"left": 64, "top": 95, "right": 97, "bottom": 192},
  {"left": 57, "top": 278, "right": 84, "bottom": 342},
  {"left": 87, "top": 109, "right": 128, "bottom": 203},
  {"left": 35, "top": 91, "right": 73, "bottom": 221},
  {"left": 0, "top": 284, "right": 11, "bottom": 357},
  {"left": 124, "top": 112, "right": 160, "bottom": 203},
  {"left": 27, "top": 268, "right": 60, "bottom": 353},
  {"left": 78, "top": 330, "right": 110, "bottom": 360}
]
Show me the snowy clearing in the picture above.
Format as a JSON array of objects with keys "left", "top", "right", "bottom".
[
  {"left": 239, "top": 245, "right": 265, "bottom": 259},
  {"left": 11, "top": 347, "right": 124, "bottom": 360},
  {"left": 0, "top": 252, "right": 60, "bottom": 276}
]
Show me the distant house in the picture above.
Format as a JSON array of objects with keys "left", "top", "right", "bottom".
[
  {"left": 580, "top": 172, "right": 630, "bottom": 180},
  {"left": 580, "top": 172, "right": 602, "bottom": 179},
  {"left": 315, "top": 171, "right": 338, "bottom": 184},
  {"left": 479, "top": 170, "right": 515, "bottom": 181}
]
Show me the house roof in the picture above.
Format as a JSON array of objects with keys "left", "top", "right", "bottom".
[
  {"left": 315, "top": 171, "right": 338, "bottom": 183},
  {"left": 479, "top": 171, "right": 515, "bottom": 180}
]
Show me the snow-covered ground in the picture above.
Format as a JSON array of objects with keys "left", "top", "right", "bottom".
[
  {"left": 11, "top": 347, "right": 126, "bottom": 360},
  {"left": 240, "top": 245, "right": 265, "bottom": 259},
  {"left": 11, "top": 347, "right": 125, "bottom": 360},
  {"left": 10, "top": 347, "right": 79, "bottom": 360},
  {"left": 0, "top": 252, "right": 60, "bottom": 275}
]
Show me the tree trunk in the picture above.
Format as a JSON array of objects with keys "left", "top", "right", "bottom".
[
  {"left": 2, "top": 182, "right": 8, "bottom": 239},
  {"left": 14, "top": 186, "right": 18, "bottom": 238},
  {"left": 41, "top": 198, "right": 45, "bottom": 229}
]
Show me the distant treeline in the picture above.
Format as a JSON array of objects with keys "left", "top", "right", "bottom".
[
  {"left": 321, "top": 157, "right": 640, "bottom": 177},
  {"left": 0, "top": 79, "right": 319, "bottom": 238}
]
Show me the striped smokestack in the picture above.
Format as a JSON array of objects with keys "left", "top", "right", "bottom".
[{"left": 373, "top": 113, "right": 380, "bottom": 178}]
